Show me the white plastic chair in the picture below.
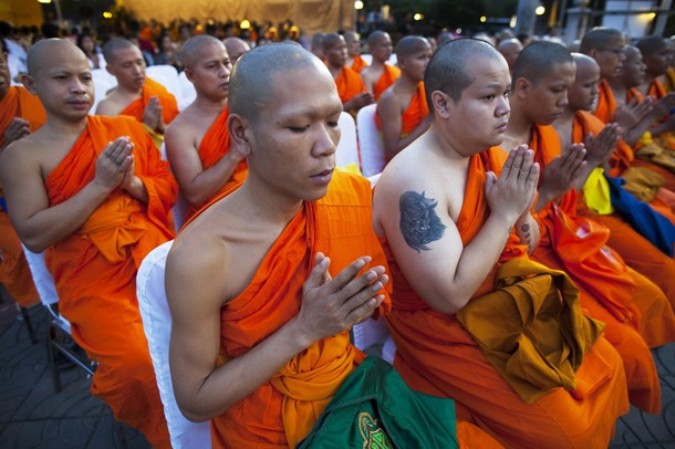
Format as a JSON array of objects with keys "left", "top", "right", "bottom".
[
  {"left": 90, "top": 69, "right": 117, "bottom": 114},
  {"left": 361, "top": 54, "right": 373, "bottom": 65},
  {"left": 146, "top": 65, "right": 181, "bottom": 100},
  {"left": 336, "top": 111, "right": 360, "bottom": 170},
  {"left": 177, "top": 71, "right": 197, "bottom": 111},
  {"left": 159, "top": 142, "right": 189, "bottom": 231},
  {"left": 21, "top": 245, "right": 96, "bottom": 391},
  {"left": 136, "top": 240, "right": 212, "bottom": 449},
  {"left": 356, "top": 104, "right": 386, "bottom": 177}
]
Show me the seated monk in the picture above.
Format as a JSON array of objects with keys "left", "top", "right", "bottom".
[
  {"left": 360, "top": 31, "right": 400, "bottom": 101},
  {"left": 502, "top": 41, "right": 672, "bottom": 414},
  {"left": 164, "top": 35, "right": 248, "bottom": 221},
  {"left": 344, "top": 30, "right": 367, "bottom": 74},
  {"left": 0, "top": 40, "right": 44, "bottom": 307},
  {"left": 96, "top": 38, "right": 179, "bottom": 137},
  {"left": 638, "top": 36, "right": 672, "bottom": 99},
  {"left": 376, "top": 35, "right": 432, "bottom": 161},
  {"left": 0, "top": 39, "right": 177, "bottom": 448},
  {"left": 222, "top": 37, "right": 250, "bottom": 65},
  {"left": 166, "top": 41, "right": 496, "bottom": 449},
  {"left": 323, "top": 33, "right": 373, "bottom": 115},
  {"left": 373, "top": 38, "right": 629, "bottom": 449}
]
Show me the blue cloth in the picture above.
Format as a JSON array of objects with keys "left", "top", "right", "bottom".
[
  {"left": 0, "top": 196, "right": 6, "bottom": 213},
  {"left": 605, "top": 175, "right": 675, "bottom": 256}
]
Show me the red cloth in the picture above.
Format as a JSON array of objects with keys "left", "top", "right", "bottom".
[
  {"left": 120, "top": 77, "right": 179, "bottom": 126},
  {"left": 43, "top": 115, "right": 176, "bottom": 448}
]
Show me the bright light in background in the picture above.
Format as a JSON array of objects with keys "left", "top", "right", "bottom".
[
  {"left": 638, "top": 12, "right": 656, "bottom": 22},
  {"left": 456, "top": 28, "right": 462, "bottom": 34},
  {"left": 38, "top": 0, "right": 52, "bottom": 3},
  {"left": 240, "top": 19, "right": 251, "bottom": 30},
  {"left": 535, "top": 5, "right": 546, "bottom": 15},
  {"left": 510, "top": 15, "right": 517, "bottom": 28},
  {"left": 354, "top": 0, "right": 364, "bottom": 10},
  {"left": 102, "top": 11, "right": 113, "bottom": 19},
  {"left": 413, "top": 13, "right": 424, "bottom": 21},
  {"left": 480, "top": 15, "right": 487, "bottom": 23}
]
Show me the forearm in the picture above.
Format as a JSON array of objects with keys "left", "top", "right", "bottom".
[
  {"left": 515, "top": 213, "right": 539, "bottom": 253},
  {"left": 124, "top": 176, "right": 149, "bottom": 203},
  {"left": 184, "top": 153, "right": 243, "bottom": 207},
  {"left": 624, "top": 116, "right": 658, "bottom": 147},
  {"left": 175, "top": 317, "right": 312, "bottom": 421},
  {"left": 17, "top": 181, "right": 112, "bottom": 252}
]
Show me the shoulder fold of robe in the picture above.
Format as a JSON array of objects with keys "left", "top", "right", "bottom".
[
  {"left": 372, "top": 64, "right": 401, "bottom": 101},
  {"left": 648, "top": 79, "right": 667, "bottom": 99},
  {"left": 44, "top": 115, "right": 176, "bottom": 270},
  {"left": 334, "top": 66, "right": 367, "bottom": 104},
  {"left": 212, "top": 170, "right": 391, "bottom": 449},
  {"left": 350, "top": 55, "right": 367, "bottom": 74},
  {"left": 375, "top": 81, "right": 429, "bottom": 138},
  {"left": 185, "top": 107, "right": 248, "bottom": 219},
  {"left": 593, "top": 79, "right": 616, "bottom": 124},
  {"left": 120, "top": 77, "right": 179, "bottom": 126},
  {"left": 530, "top": 124, "right": 638, "bottom": 324}
]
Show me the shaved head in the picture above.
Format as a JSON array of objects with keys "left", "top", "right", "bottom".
[
  {"left": 636, "top": 36, "right": 666, "bottom": 58},
  {"left": 27, "top": 38, "right": 87, "bottom": 76},
  {"left": 229, "top": 42, "right": 328, "bottom": 123},
  {"left": 323, "top": 33, "right": 343, "bottom": 53},
  {"left": 425, "top": 38, "right": 504, "bottom": 108},
  {"left": 579, "top": 27, "right": 623, "bottom": 54},
  {"left": 497, "top": 38, "right": 523, "bottom": 70},
  {"left": 344, "top": 31, "right": 359, "bottom": 44},
  {"left": 572, "top": 52, "right": 598, "bottom": 72},
  {"left": 180, "top": 35, "right": 224, "bottom": 68},
  {"left": 223, "top": 37, "right": 250, "bottom": 64},
  {"left": 102, "top": 38, "right": 137, "bottom": 64},
  {"left": 367, "top": 30, "right": 388, "bottom": 47},
  {"left": 396, "top": 35, "right": 430, "bottom": 59},
  {"left": 512, "top": 41, "right": 573, "bottom": 87}
]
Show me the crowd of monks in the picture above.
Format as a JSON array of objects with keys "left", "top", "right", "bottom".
[{"left": 0, "top": 23, "right": 673, "bottom": 449}]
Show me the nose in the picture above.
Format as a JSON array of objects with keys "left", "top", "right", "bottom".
[
  {"left": 496, "top": 94, "right": 510, "bottom": 117},
  {"left": 312, "top": 122, "right": 338, "bottom": 158},
  {"left": 70, "top": 77, "right": 87, "bottom": 94},
  {"left": 220, "top": 62, "right": 231, "bottom": 78},
  {"left": 558, "top": 92, "right": 569, "bottom": 107}
]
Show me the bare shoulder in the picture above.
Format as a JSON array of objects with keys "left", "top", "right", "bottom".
[
  {"left": 0, "top": 132, "right": 44, "bottom": 167},
  {"left": 165, "top": 105, "right": 210, "bottom": 147}
]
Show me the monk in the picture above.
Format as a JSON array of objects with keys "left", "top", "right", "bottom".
[
  {"left": 376, "top": 35, "right": 432, "bottom": 160},
  {"left": 496, "top": 38, "right": 523, "bottom": 71},
  {"left": 223, "top": 36, "right": 250, "bottom": 64},
  {"left": 96, "top": 38, "right": 179, "bottom": 136},
  {"left": 0, "top": 39, "right": 176, "bottom": 448},
  {"left": 373, "top": 38, "right": 629, "bottom": 449},
  {"left": 0, "top": 41, "right": 43, "bottom": 307},
  {"left": 360, "top": 31, "right": 400, "bottom": 100},
  {"left": 502, "top": 41, "right": 670, "bottom": 413},
  {"left": 164, "top": 35, "right": 247, "bottom": 221},
  {"left": 637, "top": 36, "right": 672, "bottom": 99},
  {"left": 344, "top": 30, "right": 367, "bottom": 73},
  {"left": 323, "top": 33, "right": 373, "bottom": 115},
  {"left": 310, "top": 32, "right": 325, "bottom": 60}
]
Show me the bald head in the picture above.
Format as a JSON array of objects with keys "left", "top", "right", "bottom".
[
  {"left": 323, "top": 33, "right": 343, "bottom": 53},
  {"left": 367, "top": 30, "right": 388, "bottom": 47},
  {"left": 27, "top": 38, "right": 88, "bottom": 76},
  {"left": 512, "top": 41, "right": 573, "bottom": 87},
  {"left": 637, "top": 36, "right": 668, "bottom": 77},
  {"left": 343, "top": 30, "right": 360, "bottom": 58},
  {"left": 425, "top": 38, "right": 504, "bottom": 108},
  {"left": 311, "top": 32, "right": 325, "bottom": 58},
  {"left": 636, "top": 36, "right": 666, "bottom": 58},
  {"left": 579, "top": 27, "right": 623, "bottom": 54},
  {"left": 396, "top": 35, "right": 431, "bottom": 59},
  {"left": 102, "top": 38, "right": 137, "bottom": 64},
  {"left": 180, "top": 35, "right": 225, "bottom": 69},
  {"left": 497, "top": 38, "right": 523, "bottom": 70},
  {"left": 223, "top": 37, "right": 250, "bottom": 64},
  {"left": 229, "top": 42, "right": 328, "bottom": 123},
  {"left": 572, "top": 52, "right": 598, "bottom": 73}
]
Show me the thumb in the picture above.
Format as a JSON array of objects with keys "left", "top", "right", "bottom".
[{"left": 485, "top": 171, "right": 497, "bottom": 190}]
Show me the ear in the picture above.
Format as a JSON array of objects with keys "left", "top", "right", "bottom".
[
  {"left": 227, "top": 113, "right": 252, "bottom": 152},
  {"left": 514, "top": 77, "right": 531, "bottom": 99},
  {"left": 431, "top": 90, "right": 450, "bottom": 119},
  {"left": 105, "top": 64, "right": 115, "bottom": 76},
  {"left": 184, "top": 67, "right": 194, "bottom": 82},
  {"left": 21, "top": 73, "right": 37, "bottom": 94}
]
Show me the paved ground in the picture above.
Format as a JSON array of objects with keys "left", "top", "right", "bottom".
[{"left": 0, "top": 297, "right": 673, "bottom": 449}]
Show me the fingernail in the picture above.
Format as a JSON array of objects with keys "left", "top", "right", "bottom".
[{"left": 366, "top": 271, "right": 376, "bottom": 281}]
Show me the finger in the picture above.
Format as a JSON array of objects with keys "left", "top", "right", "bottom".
[
  {"left": 306, "top": 252, "right": 330, "bottom": 288},
  {"left": 334, "top": 266, "right": 387, "bottom": 300},
  {"left": 326, "top": 256, "right": 372, "bottom": 294},
  {"left": 345, "top": 294, "right": 385, "bottom": 326},
  {"left": 526, "top": 162, "right": 540, "bottom": 187},
  {"left": 343, "top": 276, "right": 390, "bottom": 315},
  {"left": 501, "top": 146, "right": 520, "bottom": 179},
  {"left": 518, "top": 149, "right": 534, "bottom": 181}
]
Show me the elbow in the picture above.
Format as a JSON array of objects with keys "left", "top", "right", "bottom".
[
  {"left": 21, "top": 234, "right": 50, "bottom": 254},
  {"left": 179, "top": 407, "right": 211, "bottom": 423}
]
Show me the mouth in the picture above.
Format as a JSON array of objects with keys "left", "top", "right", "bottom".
[
  {"left": 68, "top": 99, "right": 91, "bottom": 109},
  {"left": 310, "top": 168, "right": 334, "bottom": 184},
  {"left": 495, "top": 122, "right": 508, "bottom": 132}
]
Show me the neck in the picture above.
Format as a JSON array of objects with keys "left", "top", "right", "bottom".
[
  {"left": 194, "top": 94, "right": 228, "bottom": 112},
  {"left": 426, "top": 122, "right": 476, "bottom": 163},
  {"left": 371, "top": 58, "right": 386, "bottom": 68},
  {"left": 42, "top": 113, "right": 88, "bottom": 137},
  {"left": 327, "top": 64, "right": 342, "bottom": 78},
  {"left": 395, "top": 75, "right": 418, "bottom": 92},
  {"left": 234, "top": 176, "right": 305, "bottom": 228},
  {"left": 554, "top": 107, "right": 575, "bottom": 135},
  {"left": 117, "top": 83, "right": 143, "bottom": 96},
  {"left": 607, "top": 77, "right": 627, "bottom": 98},
  {"left": 504, "top": 103, "right": 533, "bottom": 147}
]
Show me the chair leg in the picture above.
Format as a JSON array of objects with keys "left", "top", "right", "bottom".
[
  {"left": 47, "top": 327, "right": 62, "bottom": 393},
  {"left": 18, "top": 306, "right": 38, "bottom": 344}
]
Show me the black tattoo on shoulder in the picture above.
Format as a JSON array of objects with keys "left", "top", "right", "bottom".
[{"left": 399, "top": 191, "right": 446, "bottom": 252}]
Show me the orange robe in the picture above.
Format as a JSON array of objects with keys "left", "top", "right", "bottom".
[
  {"left": 372, "top": 63, "right": 401, "bottom": 101},
  {"left": 527, "top": 124, "right": 670, "bottom": 413},
  {"left": 665, "top": 67, "right": 675, "bottom": 92},
  {"left": 384, "top": 147, "right": 629, "bottom": 449},
  {"left": 648, "top": 78, "right": 667, "bottom": 98},
  {"left": 185, "top": 107, "right": 248, "bottom": 220},
  {"left": 0, "top": 86, "right": 46, "bottom": 307},
  {"left": 333, "top": 66, "right": 367, "bottom": 105},
  {"left": 43, "top": 116, "right": 177, "bottom": 449},
  {"left": 350, "top": 54, "right": 367, "bottom": 74},
  {"left": 210, "top": 171, "right": 392, "bottom": 448},
  {"left": 120, "top": 77, "right": 179, "bottom": 127}
]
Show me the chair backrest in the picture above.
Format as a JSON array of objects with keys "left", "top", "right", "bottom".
[
  {"left": 146, "top": 65, "right": 182, "bottom": 100},
  {"left": 136, "top": 240, "right": 212, "bottom": 449},
  {"left": 177, "top": 71, "right": 197, "bottom": 111},
  {"left": 361, "top": 54, "right": 372, "bottom": 66},
  {"left": 159, "top": 142, "right": 188, "bottom": 231},
  {"left": 356, "top": 104, "right": 386, "bottom": 177},
  {"left": 336, "top": 111, "right": 360, "bottom": 170},
  {"left": 90, "top": 69, "right": 117, "bottom": 115},
  {"left": 21, "top": 244, "right": 71, "bottom": 333}
]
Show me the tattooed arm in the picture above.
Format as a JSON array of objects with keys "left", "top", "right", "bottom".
[{"left": 515, "top": 212, "right": 539, "bottom": 254}]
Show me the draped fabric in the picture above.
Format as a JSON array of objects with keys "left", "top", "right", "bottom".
[{"left": 121, "top": 0, "right": 354, "bottom": 35}]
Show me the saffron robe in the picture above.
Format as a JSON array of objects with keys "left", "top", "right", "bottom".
[
  {"left": 384, "top": 147, "right": 629, "bottom": 449},
  {"left": 333, "top": 66, "right": 368, "bottom": 105},
  {"left": 0, "top": 86, "right": 46, "bottom": 307},
  {"left": 120, "top": 77, "right": 179, "bottom": 127},
  {"left": 528, "top": 124, "right": 670, "bottom": 413},
  {"left": 350, "top": 55, "right": 368, "bottom": 74},
  {"left": 185, "top": 107, "right": 248, "bottom": 220},
  {"left": 372, "top": 64, "right": 401, "bottom": 101},
  {"left": 43, "top": 115, "right": 177, "bottom": 449},
  {"left": 376, "top": 82, "right": 429, "bottom": 137},
  {"left": 210, "top": 171, "right": 392, "bottom": 449}
]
